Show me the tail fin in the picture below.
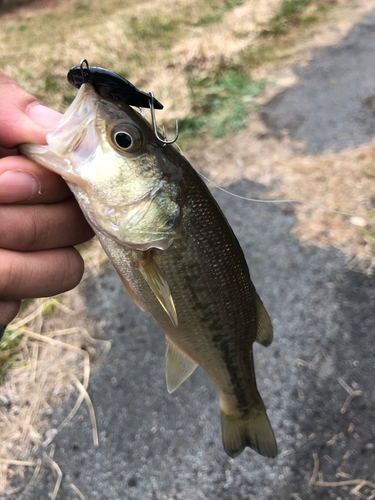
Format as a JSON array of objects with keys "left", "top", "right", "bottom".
[{"left": 220, "top": 395, "right": 277, "bottom": 458}]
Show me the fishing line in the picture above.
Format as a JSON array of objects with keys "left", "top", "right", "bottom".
[{"left": 198, "top": 172, "right": 375, "bottom": 223}]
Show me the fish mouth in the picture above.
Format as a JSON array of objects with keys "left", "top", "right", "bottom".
[
  {"left": 20, "top": 83, "right": 100, "bottom": 181},
  {"left": 46, "top": 83, "right": 99, "bottom": 157}
]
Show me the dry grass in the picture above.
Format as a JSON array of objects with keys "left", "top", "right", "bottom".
[
  {"left": 274, "top": 143, "right": 375, "bottom": 272},
  {"left": 296, "top": 355, "right": 375, "bottom": 500},
  {"left": 0, "top": 241, "right": 110, "bottom": 498},
  {"left": 309, "top": 453, "right": 375, "bottom": 500}
]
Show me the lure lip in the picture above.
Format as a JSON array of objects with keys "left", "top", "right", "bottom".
[{"left": 67, "top": 65, "right": 164, "bottom": 110}]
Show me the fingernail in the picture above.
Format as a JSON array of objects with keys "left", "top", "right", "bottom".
[
  {"left": 0, "top": 171, "right": 41, "bottom": 203},
  {"left": 28, "top": 103, "right": 62, "bottom": 129},
  {"left": 0, "top": 326, "right": 6, "bottom": 340}
]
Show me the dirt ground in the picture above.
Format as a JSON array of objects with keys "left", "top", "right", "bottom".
[{"left": 2, "top": 1, "right": 375, "bottom": 499}]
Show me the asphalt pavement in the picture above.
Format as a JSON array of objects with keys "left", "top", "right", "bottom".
[{"left": 20, "top": 7, "right": 375, "bottom": 500}]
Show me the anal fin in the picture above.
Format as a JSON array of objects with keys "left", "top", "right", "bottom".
[
  {"left": 165, "top": 336, "right": 198, "bottom": 393},
  {"left": 137, "top": 252, "right": 178, "bottom": 327},
  {"left": 254, "top": 293, "right": 273, "bottom": 347}
]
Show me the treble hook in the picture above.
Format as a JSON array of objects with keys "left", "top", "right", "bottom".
[{"left": 148, "top": 92, "right": 179, "bottom": 147}]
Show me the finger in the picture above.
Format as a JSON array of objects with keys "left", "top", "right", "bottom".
[
  {"left": 0, "top": 71, "right": 61, "bottom": 148},
  {"left": 0, "top": 300, "right": 21, "bottom": 326},
  {"left": 0, "top": 247, "right": 85, "bottom": 300},
  {"left": 0, "top": 197, "right": 94, "bottom": 251},
  {"left": 0, "top": 155, "right": 72, "bottom": 204}
]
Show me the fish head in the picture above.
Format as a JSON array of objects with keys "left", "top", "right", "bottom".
[{"left": 21, "top": 83, "right": 182, "bottom": 251}]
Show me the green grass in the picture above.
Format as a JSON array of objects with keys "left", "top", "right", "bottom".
[
  {"left": 190, "top": 71, "right": 265, "bottom": 136},
  {"left": 194, "top": 0, "right": 244, "bottom": 27},
  {"left": 0, "top": 326, "right": 25, "bottom": 384},
  {"left": 194, "top": 10, "right": 223, "bottom": 27},
  {"left": 364, "top": 226, "right": 375, "bottom": 243},
  {"left": 42, "top": 74, "right": 62, "bottom": 93},
  {"left": 210, "top": 76, "right": 266, "bottom": 136},
  {"left": 130, "top": 14, "right": 181, "bottom": 43},
  {"left": 262, "top": 0, "right": 335, "bottom": 36},
  {"left": 20, "top": 298, "right": 33, "bottom": 309},
  {"left": 364, "top": 165, "right": 375, "bottom": 179},
  {"left": 178, "top": 61, "right": 266, "bottom": 147},
  {"left": 179, "top": 0, "right": 336, "bottom": 147},
  {"left": 242, "top": 44, "right": 278, "bottom": 69},
  {"left": 73, "top": 0, "right": 92, "bottom": 13},
  {"left": 42, "top": 301, "right": 57, "bottom": 316},
  {"left": 274, "top": 0, "right": 313, "bottom": 19}
]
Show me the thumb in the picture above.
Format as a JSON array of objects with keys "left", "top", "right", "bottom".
[{"left": 0, "top": 71, "right": 62, "bottom": 148}]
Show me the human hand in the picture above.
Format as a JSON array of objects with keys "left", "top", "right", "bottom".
[{"left": 0, "top": 71, "right": 94, "bottom": 327}]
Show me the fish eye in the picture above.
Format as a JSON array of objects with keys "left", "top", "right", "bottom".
[{"left": 111, "top": 123, "right": 143, "bottom": 153}]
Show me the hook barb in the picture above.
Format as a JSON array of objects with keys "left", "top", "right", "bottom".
[{"left": 148, "top": 92, "right": 179, "bottom": 147}]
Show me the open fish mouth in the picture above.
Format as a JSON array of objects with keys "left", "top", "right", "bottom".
[{"left": 21, "top": 84, "right": 100, "bottom": 182}]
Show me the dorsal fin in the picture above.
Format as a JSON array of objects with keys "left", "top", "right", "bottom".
[
  {"left": 254, "top": 294, "right": 273, "bottom": 347},
  {"left": 165, "top": 336, "right": 198, "bottom": 393},
  {"left": 137, "top": 252, "right": 178, "bottom": 327}
]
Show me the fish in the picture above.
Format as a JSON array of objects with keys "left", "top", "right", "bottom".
[{"left": 20, "top": 74, "right": 277, "bottom": 459}]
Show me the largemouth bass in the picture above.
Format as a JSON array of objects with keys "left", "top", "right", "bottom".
[{"left": 21, "top": 75, "right": 277, "bottom": 458}]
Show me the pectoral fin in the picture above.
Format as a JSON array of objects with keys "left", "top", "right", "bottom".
[
  {"left": 255, "top": 294, "right": 273, "bottom": 347},
  {"left": 165, "top": 336, "right": 198, "bottom": 393},
  {"left": 137, "top": 253, "right": 178, "bottom": 327}
]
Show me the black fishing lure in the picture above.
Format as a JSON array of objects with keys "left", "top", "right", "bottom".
[
  {"left": 67, "top": 59, "right": 163, "bottom": 110},
  {"left": 67, "top": 60, "right": 178, "bottom": 147}
]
